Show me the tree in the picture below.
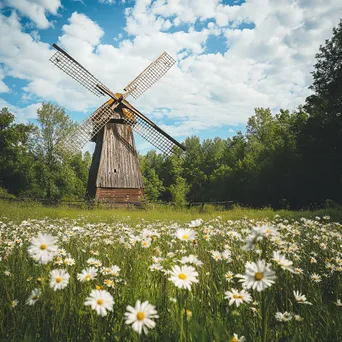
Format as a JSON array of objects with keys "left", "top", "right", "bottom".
[
  {"left": 30, "top": 102, "right": 78, "bottom": 199},
  {"left": 0, "top": 108, "right": 36, "bottom": 195},
  {"left": 300, "top": 20, "right": 342, "bottom": 205}
]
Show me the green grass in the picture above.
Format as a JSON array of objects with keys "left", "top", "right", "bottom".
[
  {"left": 1, "top": 200, "right": 342, "bottom": 223},
  {"left": 0, "top": 202, "right": 342, "bottom": 341}
]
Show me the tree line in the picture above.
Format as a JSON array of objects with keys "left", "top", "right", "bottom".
[{"left": 1, "top": 21, "right": 341, "bottom": 209}]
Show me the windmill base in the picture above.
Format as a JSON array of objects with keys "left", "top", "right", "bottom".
[{"left": 95, "top": 187, "right": 144, "bottom": 206}]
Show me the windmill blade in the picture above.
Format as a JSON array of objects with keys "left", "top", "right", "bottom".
[
  {"left": 124, "top": 52, "right": 176, "bottom": 99},
  {"left": 58, "top": 100, "right": 118, "bottom": 153},
  {"left": 50, "top": 44, "right": 107, "bottom": 97},
  {"left": 120, "top": 100, "right": 185, "bottom": 156}
]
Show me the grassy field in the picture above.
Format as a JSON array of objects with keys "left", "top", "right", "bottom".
[{"left": 0, "top": 201, "right": 342, "bottom": 341}]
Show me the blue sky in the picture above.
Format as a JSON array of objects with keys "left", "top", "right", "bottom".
[{"left": 0, "top": 0, "right": 341, "bottom": 154}]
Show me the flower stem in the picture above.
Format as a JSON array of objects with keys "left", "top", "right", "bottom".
[{"left": 261, "top": 291, "right": 268, "bottom": 342}]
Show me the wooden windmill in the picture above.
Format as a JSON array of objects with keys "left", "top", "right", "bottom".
[{"left": 49, "top": 44, "right": 185, "bottom": 204}]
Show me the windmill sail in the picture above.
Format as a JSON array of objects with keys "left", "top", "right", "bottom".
[
  {"left": 124, "top": 52, "right": 176, "bottom": 99},
  {"left": 121, "top": 101, "right": 185, "bottom": 156},
  {"left": 58, "top": 101, "right": 118, "bottom": 153},
  {"left": 50, "top": 43, "right": 184, "bottom": 156},
  {"left": 50, "top": 44, "right": 106, "bottom": 97}
]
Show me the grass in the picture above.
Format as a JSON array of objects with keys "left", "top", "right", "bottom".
[
  {"left": 1, "top": 200, "right": 342, "bottom": 223},
  {"left": 0, "top": 201, "right": 342, "bottom": 341}
]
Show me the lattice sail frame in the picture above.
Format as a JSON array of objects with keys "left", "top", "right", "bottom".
[
  {"left": 124, "top": 52, "right": 176, "bottom": 99},
  {"left": 58, "top": 101, "right": 118, "bottom": 153},
  {"left": 50, "top": 44, "right": 106, "bottom": 97},
  {"left": 122, "top": 109, "right": 177, "bottom": 156}
]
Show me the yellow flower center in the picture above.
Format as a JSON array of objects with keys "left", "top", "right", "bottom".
[
  {"left": 137, "top": 311, "right": 145, "bottom": 320},
  {"left": 85, "top": 274, "right": 91, "bottom": 280},
  {"left": 233, "top": 294, "right": 239, "bottom": 299},
  {"left": 255, "top": 272, "right": 264, "bottom": 281},
  {"left": 40, "top": 243, "right": 47, "bottom": 250},
  {"left": 230, "top": 337, "right": 238, "bottom": 342},
  {"left": 97, "top": 299, "right": 103, "bottom": 305},
  {"left": 183, "top": 235, "right": 189, "bottom": 240},
  {"left": 56, "top": 276, "right": 62, "bottom": 283},
  {"left": 179, "top": 273, "right": 187, "bottom": 280}
]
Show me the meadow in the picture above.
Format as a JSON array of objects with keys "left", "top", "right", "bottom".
[{"left": 0, "top": 202, "right": 341, "bottom": 341}]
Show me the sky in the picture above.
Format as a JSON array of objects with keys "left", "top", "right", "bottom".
[{"left": 0, "top": 0, "right": 341, "bottom": 154}]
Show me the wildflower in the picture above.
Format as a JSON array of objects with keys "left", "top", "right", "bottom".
[
  {"left": 225, "top": 271, "right": 234, "bottom": 282},
  {"left": 104, "top": 279, "right": 115, "bottom": 288},
  {"left": 28, "top": 233, "right": 58, "bottom": 264},
  {"left": 225, "top": 288, "right": 252, "bottom": 307},
  {"left": 176, "top": 229, "right": 197, "bottom": 241},
  {"left": 310, "top": 273, "right": 322, "bottom": 283},
  {"left": 275, "top": 311, "right": 292, "bottom": 322},
  {"left": 335, "top": 299, "right": 342, "bottom": 307},
  {"left": 293, "top": 290, "right": 313, "bottom": 305},
  {"left": 84, "top": 289, "right": 114, "bottom": 317},
  {"left": 230, "top": 333, "right": 246, "bottom": 342},
  {"left": 141, "top": 239, "right": 151, "bottom": 248},
  {"left": 179, "top": 255, "right": 203, "bottom": 267},
  {"left": 211, "top": 251, "right": 222, "bottom": 261},
  {"left": 149, "top": 263, "right": 164, "bottom": 272},
  {"left": 272, "top": 251, "right": 294, "bottom": 272},
  {"left": 168, "top": 265, "right": 199, "bottom": 290},
  {"left": 238, "top": 260, "right": 276, "bottom": 292},
  {"left": 77, "top": 267, "right": 97, "bottom": 282},
  {"left": 125, "top": 300, "right": 159, "bottom": 335},
  {"left": 293, "top": 267, "right": 304, "bottom": 275},
  {"left": 64, "top": 257, "right": 75, "bottom": 266},
  {"left": 294, "top": 314, "right": 304, "bottom": 321},
  {"left": 11, "top": 300, "right": 18, "bottom": 308},
  {"left": 26, "top": 288, "right": 42, "bottom": 306},
  {"left": 49, "top": 269, "right": 70, "bottom": 291},
  {"left": 189, "top": 219, "right": 203, "bottom": 227}
]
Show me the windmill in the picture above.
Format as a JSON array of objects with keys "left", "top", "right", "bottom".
[{"left": 49, "top": 44, "right": 185, "bottom": 204}]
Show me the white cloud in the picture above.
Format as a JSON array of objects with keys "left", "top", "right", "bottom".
[
  {"left": 0, "top": 66, "right": 10, "bottom": 93},
  {"left": 98, "top": 0, "right": 116, "bottom": 4},
  {"left": 4, "top": 0, "right": 61, "bottom": 29},
  {"left": 0, "top": 98, "right": 41, "bottom": 123}
]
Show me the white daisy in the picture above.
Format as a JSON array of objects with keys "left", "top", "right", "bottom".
[
  {"left": 176, "top": 228, "right": 197, "bottom": 241},
  {"left": 125, "top": 300, "right": 159, "bottom": 335},
  {"left": 238, "top": 260, "right": 277, "bottom": 292},
  {"left": 293, "top": 290, "right": 313, "bottom": 305},
  {"left": 230, "top": 333, "right": 246, "bottom": 342},
  {"left": 225, "top": 288, "right": 252, "bottom": 307},
  {"left": 310, "top": 273, "right": 322, "bottom": 283},
  {"left": 77, "top": 267, "right": 97, "bottom": 282},
  {"left": 272, "top": 251, "right": 294, "bottom": 272},
  {"left": 84, "top": 289, "right": 114, "bottom": 316},
  {"left": 275, "top": 311, "right": 292, "bottom": 322},
  {"left": 168, "top": 265, "right": 199, "bottom": 290},
  {"left": 26, "top": 288, "right": 42, "bottom": 306},
  {"left": 28, "top": 233, "right": 58, "bottom": 264},
  {"left": 49, "top": 269, "right": 70, "bottom": 291}
]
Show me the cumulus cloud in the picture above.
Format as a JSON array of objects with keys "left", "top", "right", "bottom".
[
  {"left": 4, "top": 0, "right": 61, "bottom": 29},
  {"left": 98, "top": 0, "right": 116, "bottom": 4},
  {"left": 0, "top": 98, "right": 41, "bottom": 123},
  {"left": 0, "top": 66, "right": 10, "bottom": 93}
]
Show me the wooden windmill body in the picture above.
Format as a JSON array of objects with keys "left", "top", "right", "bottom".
[
  {"left": 49, "top": 45, "right": 185, "bottom": 204},
  {"left": 87, "top": 101, "right": 144, "bottom": 203}
]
